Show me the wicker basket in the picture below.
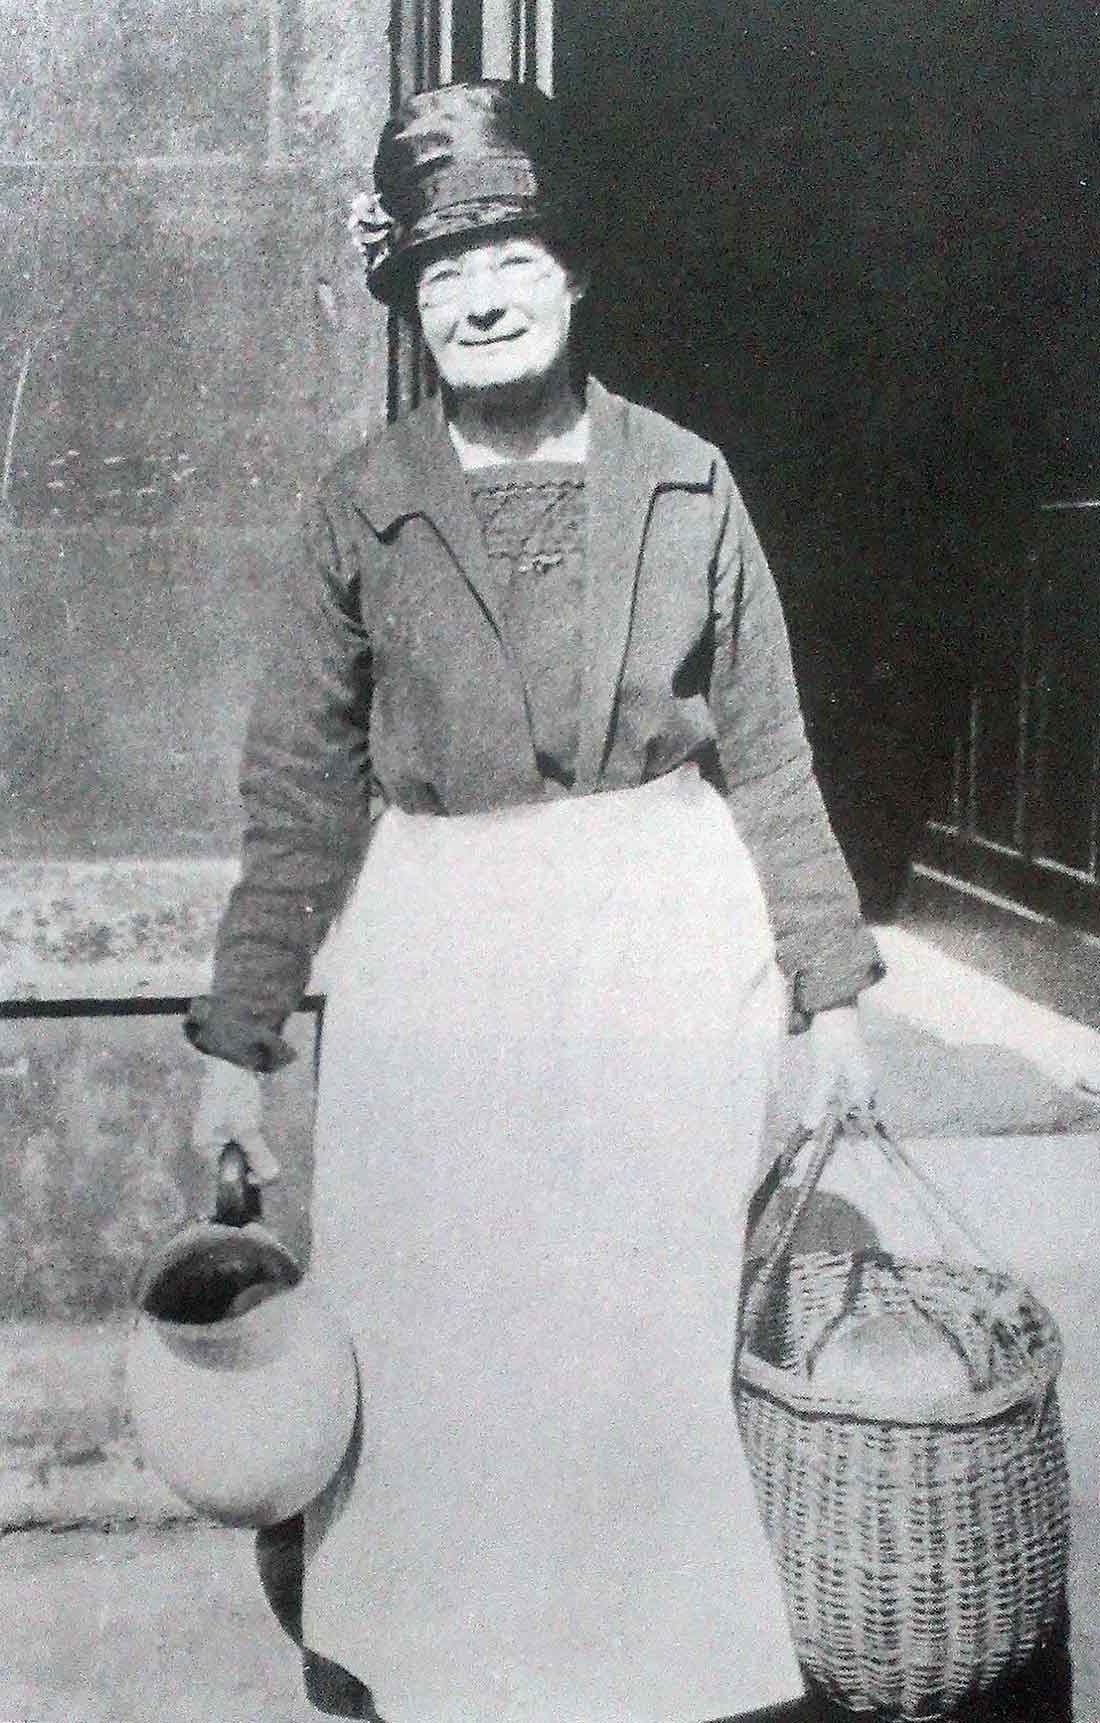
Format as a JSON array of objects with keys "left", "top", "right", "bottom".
[{"left": 736, "top": 1109, "right": 1071, "bottom": 1720}]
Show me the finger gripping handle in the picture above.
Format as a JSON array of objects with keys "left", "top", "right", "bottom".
[{"left": 215, "top": 1141, "right": 262, "bottom": 1228}]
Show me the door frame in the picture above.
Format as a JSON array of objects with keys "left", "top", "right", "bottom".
[{"left": 923, "top": 499, "right": 1100, "bottom": 936}]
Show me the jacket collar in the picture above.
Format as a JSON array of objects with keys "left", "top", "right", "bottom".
[
  {"left": 355, "top": 378, "right": 716, "bottom": 793},
  {"left": 355, "top": 377, "right": 713, "bottom": 535}
]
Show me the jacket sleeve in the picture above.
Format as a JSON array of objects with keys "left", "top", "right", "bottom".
[
  {"left": 708, "top": 458, "right": 884, "bottom": 1029},
  {"left": 185, "top": 491, "right": 374, "bottom": 1069}
]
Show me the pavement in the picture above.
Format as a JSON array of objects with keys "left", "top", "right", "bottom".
[
  {"left": 1, "top": 1525, "right": 312, "bottom": 1723},
  {"left": 4, "top": 880, "right": 1100, "bottom": 1723}
]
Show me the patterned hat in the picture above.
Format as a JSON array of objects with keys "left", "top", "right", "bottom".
[{"left": 350, "top": 81, "right": 572, "bottom": 306}]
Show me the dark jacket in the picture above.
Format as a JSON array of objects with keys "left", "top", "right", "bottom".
[{"left": 187, "top": 379, "right": 881, "bottom": 1070}]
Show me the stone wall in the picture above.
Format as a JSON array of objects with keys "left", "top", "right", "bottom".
[
  {"left": 1, "top": 0, "right": 392, "bottom": 859},
  {"left": 1, "top": 0, "right": 392, "bottom": 1323}
]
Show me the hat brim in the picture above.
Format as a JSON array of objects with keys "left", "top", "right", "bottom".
[{"left": 367, "top": 199, "right": 568, "bottom": 307}]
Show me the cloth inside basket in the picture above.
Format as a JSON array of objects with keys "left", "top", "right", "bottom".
[{"left": 766, "top": 1254, "right": 1053, "bottom": 1388}]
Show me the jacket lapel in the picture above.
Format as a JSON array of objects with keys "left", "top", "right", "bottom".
[
  {"left": 573, "top": 382, "right": 671, "bottom": 793},
  {"left": 579, "top": 377, "right": 724, "bottom": 792},
  {"left": 357, "top": 395, "right": 512, "bottom": 640},
  {"left": 359, "top": 380, "right": 716, "bottom": 801}
]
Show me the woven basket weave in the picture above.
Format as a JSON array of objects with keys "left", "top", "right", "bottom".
[{"left": 736, "top": 1111, "right": 1071, "bottom": 1720}]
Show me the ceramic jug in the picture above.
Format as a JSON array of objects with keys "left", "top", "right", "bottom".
[{"left": 125, "top": 1145, "right": 358, "bottom": 1527}]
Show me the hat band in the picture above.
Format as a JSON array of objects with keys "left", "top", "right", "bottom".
[{"left": 403, "top": 157, "right": 543, "bottom": 224}]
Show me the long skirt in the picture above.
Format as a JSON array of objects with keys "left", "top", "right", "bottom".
[{"left": 302, "top": 764, "right": 805, "bottom": 1722}]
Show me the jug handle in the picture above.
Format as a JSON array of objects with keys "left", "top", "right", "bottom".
[{"left": 215, "top": 1141, "right": 262, "bottom": 1228}]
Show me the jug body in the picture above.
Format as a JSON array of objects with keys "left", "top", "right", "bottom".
[
  {"left": 126, "top": 1271, "right": 358, "bottom": 1527},
  {"left": 126, "top": 1148, "right": 357, "bottom": 1528}
]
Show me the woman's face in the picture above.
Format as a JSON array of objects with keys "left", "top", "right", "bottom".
[{"left": 415, "top": 232, "right": 583, "bottom": 398}]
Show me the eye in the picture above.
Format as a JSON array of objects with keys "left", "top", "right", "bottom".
[
  {"left": 499, "top": 245, "right": 540, "bottom": 269},
  {"left": 422, "top": 263, "right": 460, "bottom": 288}
]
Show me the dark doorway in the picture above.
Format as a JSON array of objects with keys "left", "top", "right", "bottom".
[{"left": 553, "top": 0, "right": 1096, "bottom": 919}]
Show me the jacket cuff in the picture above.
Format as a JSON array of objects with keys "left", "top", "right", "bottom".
[
  {"left": 788, "top": 944, "right": 886, "bottom": 1034},
  {"left": 184, "top": 995, "right": 298, "bottom": 1072}
]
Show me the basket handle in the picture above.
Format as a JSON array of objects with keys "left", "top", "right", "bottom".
[
  {"left": 742, "top": 1103, "right": 1044, "bottom": 1388},
  {"left": 740, "top": 1098, "right": 848, "bottom": 1342},
  {"left": 748, "top": 1102, "right": 1002, "bottom": 1282},
  {"left": 858, "top": 1126, "right": 1056, "bottom": 1391}
]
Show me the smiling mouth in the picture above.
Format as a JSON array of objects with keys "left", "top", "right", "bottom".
[{"left": 458, "top": 332, "right": 526, "bottom": 347}]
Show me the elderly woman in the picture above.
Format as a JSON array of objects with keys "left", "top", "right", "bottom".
[{"left": 187, "top": 81, "right": 882, "bottom": 1723}]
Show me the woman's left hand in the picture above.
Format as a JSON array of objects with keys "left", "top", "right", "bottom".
[{"left": 801, "top": 1002, "right": 876, "bottom": 1128}]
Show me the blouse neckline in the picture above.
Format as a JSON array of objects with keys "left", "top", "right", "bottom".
[{"left": 462, "top": 459, "right": 587, "bottom": 483}]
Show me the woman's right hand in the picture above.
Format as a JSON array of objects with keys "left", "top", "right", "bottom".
[{"left": 192, "top": 1059, "right": 281, "bottom": 1184}]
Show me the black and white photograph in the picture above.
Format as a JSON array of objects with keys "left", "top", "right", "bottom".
[{"left": 0, "top": 2, "right": 1096, "bottom": 1719}]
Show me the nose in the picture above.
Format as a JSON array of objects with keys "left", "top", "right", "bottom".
[
  {"left": 465, "top": 300, "right": 507, "bottom": 329},
  {"left": 462, "top": 264, "right": 508, "bottom": 322}
]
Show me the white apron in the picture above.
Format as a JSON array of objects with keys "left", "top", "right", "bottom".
[{"left": 303, "top": 765, "right": 804, "bottom": 1722}]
